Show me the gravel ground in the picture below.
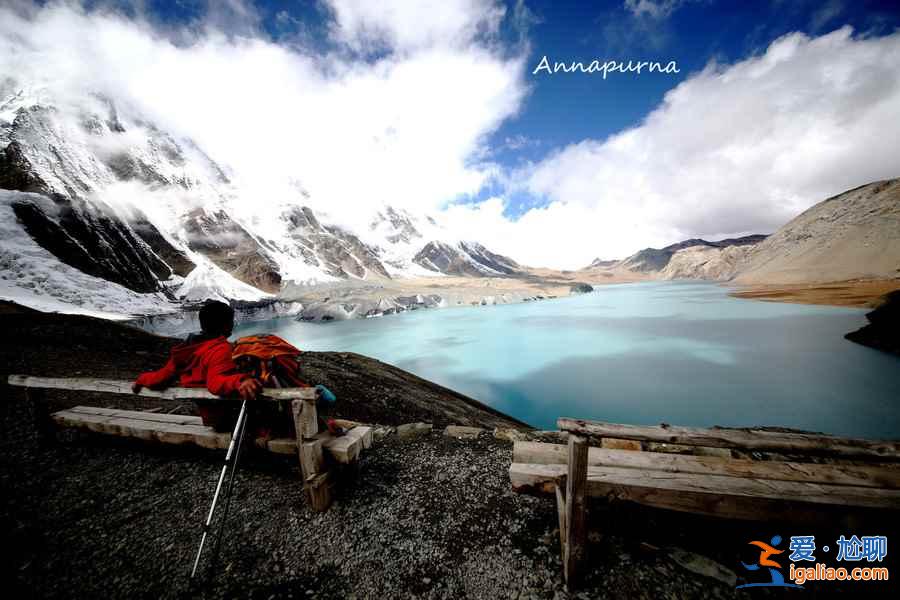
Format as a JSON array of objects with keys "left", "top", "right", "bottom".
[
  {"left": 2, "top": 302, "right": 896, "bottom": 598},
  {"left": 3, "top": 416, "right": 749, "bottom": 600}
]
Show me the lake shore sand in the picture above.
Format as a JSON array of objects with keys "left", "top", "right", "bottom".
[{"left": 728, "top": 278, "right": 900, "bottom": 308}]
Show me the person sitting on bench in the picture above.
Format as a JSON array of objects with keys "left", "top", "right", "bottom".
[{"left": 132, "top": 300, "right": 261, "bottom": 431}]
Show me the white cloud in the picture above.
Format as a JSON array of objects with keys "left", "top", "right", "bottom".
[
  {"left": 460, "top": 26, "right": 900, "bottom": 269},
  {"left": 0, "top": 1, "right": 527, "bottom": 233},
  {"left": 324, "top": 0, "right": 507, "bottom": 53},
  {"left": 623, "top": 0, "right": 691, "bottom": 20},
  {"left": 1, "top": 4, "right": 899, "bottom": 273}
]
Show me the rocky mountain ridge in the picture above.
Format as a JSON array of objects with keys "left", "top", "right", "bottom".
[
  {"left": 587, "top": 179, "right": 899, "bottom": 285},
  {"left": 0, "top": 83, "right": 519, "bottom": 315}
]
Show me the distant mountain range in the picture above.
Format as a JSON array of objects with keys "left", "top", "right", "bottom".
[
  {"left": 0, "top": 82, "right": 520, "bottom": 313},
  {"left": 1, "top": 81, "right": 898, "bottom": 319},
  {"left": 593, "top": 234, "right": 767, "bottom": 274},
  {"left": 582, "top": 179, "right": 900, "bottom": 284}
]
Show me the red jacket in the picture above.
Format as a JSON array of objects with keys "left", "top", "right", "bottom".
[{"left": 134, "top": 336, "right": 247, "bottom": 396}]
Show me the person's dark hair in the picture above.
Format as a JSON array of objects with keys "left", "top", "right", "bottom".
[{"left": 198, "top": 300, "right": 235, "bottom": 337}]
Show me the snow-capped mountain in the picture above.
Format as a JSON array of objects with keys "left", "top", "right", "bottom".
[
  {"left": 0, "top": 81, "right": 519, "bottom": 315},
  {"left": 413, "top": 241, "right": 519, "bottom": 276}
]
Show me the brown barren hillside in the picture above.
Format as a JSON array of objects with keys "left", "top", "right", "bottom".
[{"left": 734, "top": 179, "right": 900, "bottom": 285}]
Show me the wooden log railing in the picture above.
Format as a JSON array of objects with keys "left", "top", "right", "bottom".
[
  {"left": 541, "top": 417, "right": 900, "bottom": 588},
  {"left": 7, "top": 375, "right": 352, "bottom": 512},
  {"left": 7, "top": 375, "right": 317, "bottom": 402},
  {"left": 557, "top": 418, "right": 900, "bottom": 460}
]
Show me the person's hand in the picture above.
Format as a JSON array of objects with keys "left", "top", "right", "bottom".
[
  {"left": 238, "top": 378, "right": 262, "bottom": 401},
  {"left": 132, "top": 383, "right": 143, "bottom": 394}
]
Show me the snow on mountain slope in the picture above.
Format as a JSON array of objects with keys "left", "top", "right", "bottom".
[
  {"left": 0, "top": 81, "right": 522, "bottom": 316},
  {"left": 174, "top": 258, "right": 273, "bottom": 303},
  {"left": 0, "top": 189, "right": 175, "bottom": 318},
  {"left": 413, "top": 240, "right": 520, "bottom": 276},
  {"left": 363, "top": 205, "right": 521, "bottom": 278}
]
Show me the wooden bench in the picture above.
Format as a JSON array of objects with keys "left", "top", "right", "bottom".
[
  {"left": 8, "top": 375, "right": 373, "bottom": 511},
  {"left": 509, "top": 417, "right": 900, "bottom": 586}
]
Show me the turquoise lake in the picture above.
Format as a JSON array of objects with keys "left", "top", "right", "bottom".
[{"left": 233, "top": 282, "right": 900, "bottom": 439}]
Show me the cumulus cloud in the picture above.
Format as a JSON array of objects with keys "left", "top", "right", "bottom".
[
  {"left": 324, "top": 0, "right": 507, "bottom": 53},
  {"left": 463, "top": 26, "right": 900, "bottom": 268},
  {"left": 0, "top": 1, "right": 527, "bottom": 232},
  {"left": 1, "top": 3, "right": 898, "bottom": 272}
]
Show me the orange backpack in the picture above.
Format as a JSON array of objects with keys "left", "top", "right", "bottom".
[{"left": 232, "top": 334, "right": 309, "bottom": 388}]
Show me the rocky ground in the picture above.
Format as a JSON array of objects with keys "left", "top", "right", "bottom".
[{"left": 2, "top": 303, "right": 897, "bottom": 598}]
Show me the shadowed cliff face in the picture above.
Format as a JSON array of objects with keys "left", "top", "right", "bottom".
[
  {"left": 182, "top": 208, "right": 281, "bottom": 293},
  {"left": 10, "top": 195, "right": 181, "bottom": 293},
  {"left": 0, "top": 104, "right": 195, "bottom": 293},
  {"left": 846, "top": 290, "right": 900, "bottom": 356},
  {"left": 281, "top": 206, "right": 391, "bottom": 280}
]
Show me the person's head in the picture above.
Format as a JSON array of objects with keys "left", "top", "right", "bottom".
[{"left": 199, "top": 300, "right": 235, "bottom": 337}]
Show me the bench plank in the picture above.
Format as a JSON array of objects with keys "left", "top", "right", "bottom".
[
  {"left": 509, "top": 463, "right": 900, "bottom": 516},
  {"left": 513, "top": 442, "right": 900, "bottom": 490},
  {"left": 558, "top": 418, "right": 900, "bottom": 460},
  {"left": 52, "top": 409, "right": 230, "bottom": 449},
  {"left": 8, "top": 375, "right": 317, "bottom": 402},
  {"left": 52, "top": 406, "right": 372, "bottom": 466},
  {"left": 315, "top": 426, "right": 373, "bottom": 464},
  {"left": 67, "top": 405, "right": 204, "bottom": 426}
]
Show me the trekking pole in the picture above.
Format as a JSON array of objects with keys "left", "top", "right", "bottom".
[
  {"left": 191, "top": 399, "right": 249, "bottom": 579},
  {"left": 208, "top": 399, "right": 252, "bottom": 570}
]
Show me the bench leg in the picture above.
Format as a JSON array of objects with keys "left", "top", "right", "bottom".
[
  {"left": 564, "top": 434, "right": 588, "bottom": 587},
  {"left": 555, "top": 481, "right": 567, "bottom": 557},
  {"left": 292, "top": 399, "right": 332, "bottom": 511}
]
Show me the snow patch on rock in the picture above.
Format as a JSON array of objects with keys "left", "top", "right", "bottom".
[{"left": 0, "top": 189, "right": 176, "bottom": 318}]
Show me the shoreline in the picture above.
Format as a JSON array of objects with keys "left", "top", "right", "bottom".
[
  {"left": 3, "top": 300, "right": 897, "bottom": 598},
  {"left": 727, "top": 278, "right": 900, "bottom": 308},
  {"left": 7, "top": 274, "right": 899, "bottom": 332}
]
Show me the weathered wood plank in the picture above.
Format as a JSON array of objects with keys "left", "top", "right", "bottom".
[
  {"left": 52, "top": 409, "right": 230, "bottom": 450},
  {"left": 555, "top": 483, "right": 567, "bottom": 558},
  {"left": 8, "top": 375, "right": 317, "bottom": 401},
  {"left": 513, "top": 442, "right": 900, "bottom": 490},
  {"left": 315, "top": 426, "right": 372, "bottom": 464},
  {"left": 266, "top": 427, "right": 372, "bottom": 463},
  {"left": 292, "top": 399, "right": 318, "bottom": 441},
  {"left": 266, "top": 437, "right": 297, "bottom": 455},
  {"left": 564, "top": 435, "right": 588, "bottom": 586},
  {"left": 509, "top": 463, "right": 900, "bottom": 513},
  {"left": 359, "top": 426, "right": 374, "bottom": 450},
  {"left": 67, "top": 405, "right": 204, "bottom": 426},
  {"left": 300, "top": 440, "right": 324, "bottom": 479},
  {"left": 305, "top": 472, "right": 332, "bottom": 512},
  {"left": 557, "top": 418, "right": 900, "bottom": 460}
]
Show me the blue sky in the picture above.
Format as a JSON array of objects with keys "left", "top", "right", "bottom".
[
  {"left": 8, "top": 1, "right": 900, "bottom": 266},
  {"left": 129, "top": 1, "right": 900, "bottom": 158},
  {"left": 116, "top": 0, "right": 900, "bottom": 218}
]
